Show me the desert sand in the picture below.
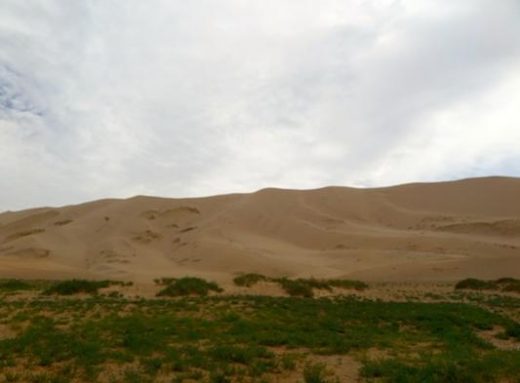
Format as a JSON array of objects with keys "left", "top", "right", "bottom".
[{"left": 0, "top": 176, "right": 519, "bottom": 283}]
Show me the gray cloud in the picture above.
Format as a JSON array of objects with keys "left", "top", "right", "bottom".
[{"left": 1, "top": 0, "right": 519, "bottom": 210}]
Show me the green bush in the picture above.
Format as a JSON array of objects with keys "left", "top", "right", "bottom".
[
  {"left": 276, "top": 278, "right": 314, "bottom": 298},
  {"left": 505, "top": 323, "right": 520, "bottom": 340},
  {"left": 112, "top": 280, "right": 134, "bottom": 287},
  {"left": 500, "top": 279, "right": 520, "bottom": 293},
  {"left": 0, "top": 279, "right": 33, "bottom": 292},
  {"left": 43, "top": 279, "right": 111, "bottom": 295},
  {"left": 153, "top": 277, "right": 176, "bottom": 286},
  {"left": 303, "top": 362, "right": 334, "bottom": 383},
  {"left": 233, "top": 273, "right": 267, "bottom": 287},
  {"left": 301, "top": 278, "right": 333, "bottom": 291},
  {"left": 328, "top": 279, "right": 368, "bottom": 290},
  {"left": 209, "top": 372, "right": 231, "bottom": 383},
  {"left": 272, "top": 277, "right": 368, "bottom": 297},
  {"left": 455, "top": 278, "right": 520, "bottom": 293},
  {"left": 156, "top": 277, "right": 223, "bottom": 297},
  {"left": 232, "top": 274, "right": 369, "bottom": 297},
  {"left": 455, "top": 278, "right": 495, "bottom": 290}
]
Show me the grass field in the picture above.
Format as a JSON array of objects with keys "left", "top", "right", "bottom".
[{"left": 0, "top": 278, "right": 519, "bottom": 382}]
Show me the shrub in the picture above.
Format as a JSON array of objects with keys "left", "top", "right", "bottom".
[
  {"left": 209, "top": 372, "right": 231, "bottom": 383},
  {"left": 505, "top": 323, "right": 520, "bottom": 340},
  {"left": 276, "top": 278, "right": 314, "bottom": 298},
  {"left": 328, "top": 279, "right": 368, "bottom": 291},
  {"left": 455, "top": 277, "right": 520, "bottom": 293},
  {"left": 303, "top": 362, "right": 335, "bottom": 383},
  {"left": 0, "top": 279, "right": 33, "bottom": 291},
  {"left": 233, "top": 275, "right": 370, "bottom": 297},
  {"left": 154, "top": 277, "right": 176, "bottom": 286},
  {"left": 273, "top": 277, "right": 368, "bottom": 297},
  {"left": 301, "top": 278, "right": 333, "bottom": 291},
  {"left": 233, "top": 273, "right": 267, "bottom": 287},
  {"left": 156, "top": 277, "right": 223, "bottom": 297},
  {"left": 43, "top": 279, "right": 112, "bottom": 295},
  {"left": 499, "top": 278, "right": 520, "bottom": 293},
  {"left": 106, "top": 291, "right": 123, "bottom": 298},
  {"left": 110, "top": 280, "right": 134, "bottom": 287},
  {"left": 455, "top": 278, "right": 495, "bottom": 290},
  {"left": 502, "top": 284, "right": 520, "bottom": 293}
]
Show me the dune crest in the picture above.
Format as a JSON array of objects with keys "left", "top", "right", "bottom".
[{"left": 1, "top": 176, "right": 519, "bottom": 282}]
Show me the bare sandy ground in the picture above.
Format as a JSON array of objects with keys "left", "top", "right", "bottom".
[{"left": 1, "top": 176, "right": 519, "bottom": 283}]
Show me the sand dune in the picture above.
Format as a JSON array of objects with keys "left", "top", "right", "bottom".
[{"left": 1, "top": 176, "right": 519, "bottom": 283}]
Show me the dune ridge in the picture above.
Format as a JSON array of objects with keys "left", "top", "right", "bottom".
[{"left": 1, "top": 176, "right": 519, "bottom": 282}]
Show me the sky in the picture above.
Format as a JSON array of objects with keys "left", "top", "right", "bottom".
[{"left": 1, "top": 0, "right": 519, "bottom": 211}]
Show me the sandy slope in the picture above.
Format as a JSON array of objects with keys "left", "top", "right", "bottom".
[{"left": 0, "top": 176, "right": 519, "bottom": 283}]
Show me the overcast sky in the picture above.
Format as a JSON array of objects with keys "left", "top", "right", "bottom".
[{"left": 1, "top": 0, "right": 519, "bottom": 211}]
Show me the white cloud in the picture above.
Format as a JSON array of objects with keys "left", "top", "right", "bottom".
[
  {"left": 380, "top": 72, "right": 520, "bottom": 184},
  {"left": 0, "top": 0, "right": 519, "bottom": 210}
]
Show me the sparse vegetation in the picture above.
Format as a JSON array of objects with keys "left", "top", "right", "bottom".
[
  {"left": 360, "top": 351, "right": 520, "bottom": 382},
  {"left": 43, "top": 279, "right": 130, "bottom": 295},
  {"left": 503, "top": 284, "right": 520, "bottom": 293},
  {"left": 456, "top": 277, "right": 520, "bottom": 293},
  {"left": 0, "top": 279, "right": 518, "bottom": 382},
  {"left": 0, "top": 279, "right": 32, "bottom": 292},
  {"left": 232, "top": 273, "right": 368, "bottom": 297},
  {"left": 156, "top": 277, "right": 223, "bottom": 297},
  {"left": 328, "top": 279, "right": 368, "bottom": 290},
  {"left": 276, "top": 278, "right": 315, "bottom": 297},
  {"left": 153, "top": 277, "right": 176, "bottom": 286},
  {"left": 233, "top": 273, "right": 268, "bottom": 287},
  {"left": 455, "top": 278, "right": 496, "bottom": 290},
  {"left": 303, "top": 362, "right": 336, "bottom": 383}
]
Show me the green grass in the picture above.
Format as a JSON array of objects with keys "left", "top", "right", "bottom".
[
  {"left": 0, "top": 294, "right": 518, "bottom": 382},
  {"left": 303, "top": 362, "right": 336, "bottom": 383},
  {"left": 0, "top": 278, "right": 519, "bottom": 383},
  {"left": 156, "top": 277, "right": 223, "bottom": 297},
  {"left": 360, "top": 351, "right": 520, "bottom": 383}
]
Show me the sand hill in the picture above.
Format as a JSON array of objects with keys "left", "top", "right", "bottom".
[{"left": 0, "top": 176, "right": 519, "bottom": 283}]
